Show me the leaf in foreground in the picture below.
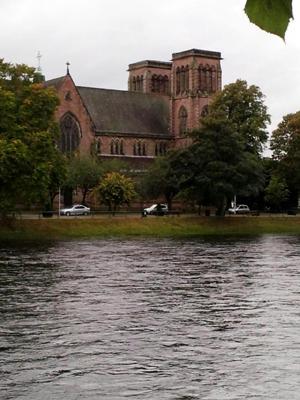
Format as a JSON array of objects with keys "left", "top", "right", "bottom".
[{"left": 244, "top": 0, "right": 293, "bottom": 39}]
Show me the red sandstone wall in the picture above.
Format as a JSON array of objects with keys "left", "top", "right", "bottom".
[{"left": 54, "top": 75, "right": 95, "bottom": 155}]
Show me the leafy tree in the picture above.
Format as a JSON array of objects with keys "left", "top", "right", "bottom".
[
  {"left": 270, "top": 111, "right": 300, "bottom": 201},
  {"left": 167, "top": 80, "right": 269, "bottom": 216},
  {"left": 139, "top": 154, "right": 180, "bottom": 210},
  {"left": 0, "top": 59, "right": 63, "bottom": 215},
  {"left": 65, "top": 156, "right": 103, "bottom": 205},
  {"left": 207, "top": 79, "right": 270, "bottom": 155},
  {"left": 178, "top": 116, "right": 265, "bottom": 215},
  {"left": 95, "top": 172, "right": 136, "bottom": 214},
  {"left": 244, "top": 0, "right": 293, "bottom": 39},
  {"left": 264, "top": 175, "right": 289, "bottom": 210}
]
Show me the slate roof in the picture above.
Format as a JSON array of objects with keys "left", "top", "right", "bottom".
[
  {"left": 77, "top": 87, "right": 170, "bottom": 137},
  {"left": 44, "top": 76, "right": 65, "bottom": 90}
]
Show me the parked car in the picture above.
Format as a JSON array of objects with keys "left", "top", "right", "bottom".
[
  {"left": 60, "top": 204, "right": 91, "bottom": 216},
  {"left": 228, "top": 204, "right": 250, "bottom": 215},
  {"left": 143, "top": 203, "right": 168, "bottom": 215}
]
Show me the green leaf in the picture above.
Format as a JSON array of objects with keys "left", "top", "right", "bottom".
[{"left": 244, "top": 0, "right": 293, "bottom": 39}]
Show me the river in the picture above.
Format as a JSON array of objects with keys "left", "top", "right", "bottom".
[{"left": 1, "top": 235, "right": 300, "bottom": 399}]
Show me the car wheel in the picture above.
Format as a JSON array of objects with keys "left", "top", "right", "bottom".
[
  {"left": 66, "top": 212, "right": 70, "bottom": 216},
  {"left": 84, "top": 212, "right": 88, "bottom": 215}
]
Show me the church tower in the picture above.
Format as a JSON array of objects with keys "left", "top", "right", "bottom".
[
  {"left": 170, "top": 49, "right": 222, "bottom": 147},
  {"left": 128, "top": 60, "right": 172, "bottom": 95}
]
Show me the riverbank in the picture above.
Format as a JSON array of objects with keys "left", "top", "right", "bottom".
[{"left": 1, "top": 215, "right": 300, "bottom": 242}]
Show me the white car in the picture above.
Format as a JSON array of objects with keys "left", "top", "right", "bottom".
[
  {"left": 143, "top": 203, "right": 168, "bottom": 215},
  {"left": 228, "top": 204, "right": 250, "bottom": 215},
  {"left": 60, "top": 204, "right": 90, "bottom": 216}
]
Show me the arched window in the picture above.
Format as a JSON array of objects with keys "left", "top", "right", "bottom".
[
  {"left": 115, "top": 140, "right": 119, "bottom": 155},
  {"left": 185, "top": 65, "right": 189, "bottom": 91},
  {"left": 198, "top": 64, "right": 207, "bottom": 92},
  {"left": 142, "top": 142, "right": 146, "bottom": 156},
  {"left": 176, "top": 67, "right": 180, "bottom": 94},
  {"left": 151, "top": 75, "right": 157, "bottom": 92},
  {"left": 132, "top": 77, "right": 136, "bottom": 91},
  {"left": 96, "top": 140, "right": 101, "bottom": 154},
  {"left": 163, "top": 75, "right": 169, "bottom": 94},
  {"left": 179, "top": 106, "right": 188, "bottom": 135},
  {"left": 137, "top": 141, "right": 142, "bottom": 156},
  {"left": 120, "top": 140, "right": 124, "bottom": 155},
  {"left": 180, "top": 66, "right": 186, "bottom": 92},
  {"left": 133, "top": 142, "right": 137, "bottom": 155},
  {"left": 110, "top": 140, "right": 114, "bottom": 154},
  {"left": 59, "top": 113, "right": 81, "bottom": 154},
  {"left": 211, "top": 66, "right": 217, "bottom": 92}
]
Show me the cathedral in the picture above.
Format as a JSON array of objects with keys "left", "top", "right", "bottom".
[{"left": 46, "top": 48, "right": 222, "bottom": 168}]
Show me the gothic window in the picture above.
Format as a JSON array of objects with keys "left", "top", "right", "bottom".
[
  {"left": 142, "top": 143, "right": 146, "bottom": 156},
  {"left": 217, "top": 66, "right": 222, "bottom": 91},
  {"left": 211, "top": 66, "right": 217, "bottom": 92},
  {"left": 179, "top": 106, "right": 188, "bottom": 135},
  {"left": 96, "top": 140, "right": 101, "bottom": 154},
  {"left": 133, "top": 142, "right": 137, "bottom": 155},
  {"left": 185, "top": 65, "right": 189, "bottom": 91},
  {"left": 110, "top": 140, "right": 114, "bottom": 154},
  {"left": 132, "top": 77, "right": 136, "bottom": 91},
  {"left": 176, "top": 67, "right": 180, "bottom": 94},
  {"left": 155, "top": 142, "right": 167, "bottom": 156},
  {"left": 151, "top": 75, "right": 157, "bottom": 92},
  {"left": 180, "top": 66, "right": 186, "bottom": 92},
  {"left": 115, "top": 140, "right": 120, "bottom": 155},
  {"left": 137, "top": 141, "right": 142, "bottom": 156},
  {"left": 198, "top": 64, "right": 207, "bottom": 92},
  {"left": 207, "top": 69, "right": 212, "bottom": 92},
  {"left": 120, "top": 140, "right": 124, "bottom": 155},
  {"left": 163, "top": 75, "right": 169, "bottom": 94},
  {"left": 59, "top": 113, "right": 81, "bottom": 154}
]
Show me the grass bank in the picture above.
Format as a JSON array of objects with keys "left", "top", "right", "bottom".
[{"left": 1, "top": 215, "right": 300, "bottom": 242}]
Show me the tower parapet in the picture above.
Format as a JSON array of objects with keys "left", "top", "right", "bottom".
[{"left": 128, "top": 60, "right": 172, "bottom": 95}]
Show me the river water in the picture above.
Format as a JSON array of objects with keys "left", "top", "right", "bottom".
[{"left": 1, "top": 236, "right": 300, "bottom": 399}]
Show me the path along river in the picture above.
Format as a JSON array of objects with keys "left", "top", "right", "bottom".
[{"left": 1, "top": 235, "right": 300, "bottom": 399}]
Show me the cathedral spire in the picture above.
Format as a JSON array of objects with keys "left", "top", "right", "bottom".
[{"left": 66, "top": 61, "right": 70, "bottom": 75}]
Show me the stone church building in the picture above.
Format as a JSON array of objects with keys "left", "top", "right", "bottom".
[{"left": 46, "top": 48, "right": 222, "bottom": 168}]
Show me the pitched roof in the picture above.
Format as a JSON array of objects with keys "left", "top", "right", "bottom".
[
  {"left": 44, "top": 76, "right": 66, "bottom": 90},
  {"left": 77, "top": 86, "right": 170, "bottom": 137}
]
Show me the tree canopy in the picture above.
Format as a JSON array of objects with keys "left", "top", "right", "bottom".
[
  {"left": 64, "top": 156, "right": 103, "bottom": 205},
  {"left": 95, "top": 172, "right": 136, "bottom": 214},
  {"left": 0, "top": 59, "right": 64, "bottom": 214},
  {"left": 158, "top": 80, "right": 270, "bottom": 216},
  {"left": 270, "top": 111, "right": 300, "bottom": 197}
]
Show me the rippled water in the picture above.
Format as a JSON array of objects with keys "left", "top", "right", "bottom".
[{"left": 1, "top": 236, "right": 300, "bottom": 399}]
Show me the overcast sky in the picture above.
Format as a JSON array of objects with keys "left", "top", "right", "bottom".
[{"left": 1, "top": 0, "right": 300, "bottom": 138}]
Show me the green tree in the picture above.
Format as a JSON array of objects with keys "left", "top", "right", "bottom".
[
  {"left": 169, "top": 80, "right": 269, "bottom": 216},
  {"left": 0, "top": 59, "right": 63, "bottom": 215},
  {"left": 95, "top": 172, "right": 136, "bottom": 214},
  {"left": 139, "top": 154, "right": 180, "bottom": 210},
  {"left": 207, "top": 79, "right": 270, "bottom": 155},
  {"left": 179, "top": 117, "right": 265, "bottom": 215},
  {"left": 65, "top": 156, "right": 103, "bottom": 205},
  {"left": 270, "top": 111, "right": 300, "bottom": 202},
  {"left": 244, "top": 0, "right": 293, "bottom": 39},
  {"left": 264, "top": 175, "right": 289, "bottom": 210}
]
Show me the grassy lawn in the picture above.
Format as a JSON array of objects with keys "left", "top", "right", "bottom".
[{"left": 1, "top": 215, "right": 300, "bottom": 242}]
